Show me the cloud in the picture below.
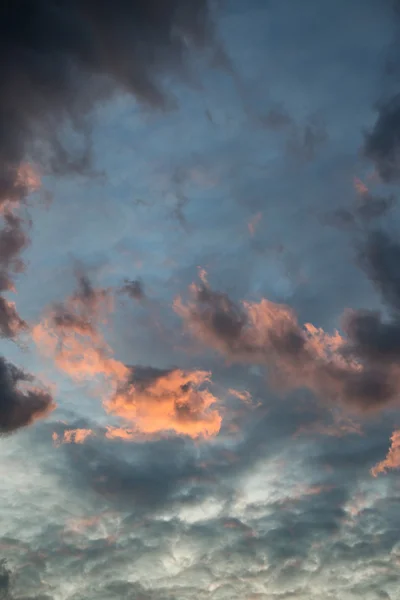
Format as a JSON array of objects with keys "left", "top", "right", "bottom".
[
  {"left": 0, "top": 0, "right": 218, "bottom": 207},
  {"left": 52, "top": 270, "right": 113, "bottom": 336},
  {"left": 355, "top": 193, "right": 396, "bottom": 222},
  {"left": 0, "top": 356, "right": 55, "bottom": 435},
  {"left": 52, "top": 428, "right": 95, "bottom": 446},
  {"left": 34, "top": 275, "right": 222, "bottom": 439},
  {"left": 357, "top": 230, "right": 400, "bottom": 310},
  {"left": 32, "top": 272, "right": 126, "bottom": 388},
  {"left": 0, "top": 297, "right": 27, "bottom": 340},
  {"left": 120, "top": 278, "right": 145, "bottom": 301},
  {"left": 0, "top": 560, "right": 10, "bottom": 598},
  {"left": 363, "top": 94, "right": 400, "bottom": 182},
  {"left": 371, "top": 430, "right": 400, "bottom": 476},
  {"left": 174, "top": 275, "right": 400, "bottom": 411},
  {"left": 106, "top": 365, "right": 222, "bottom": 439},
  {"left": 0, "top": 211, "right": 29, "bottom": 280},
  {"left": 259, "top": 105, "right": 293, "bottom": 130},
  {"left": 323, "top": 191, "right": 395, "bottom": 232},
  {"left": 0, "top": 188, "right": 34, "bottom": 339},
  {"left": 286, "top": 116, "right": 328, "bottom": 162}
]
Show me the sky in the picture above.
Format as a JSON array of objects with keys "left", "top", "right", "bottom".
[{"left": 2, "top": 1, "right": 400, "bottom": 598}]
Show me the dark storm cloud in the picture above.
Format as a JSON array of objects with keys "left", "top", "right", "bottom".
[
  {"left": 0, "top": 0, "right": 216, "bottom": 206},
  {"left": 0, "top": 356, "right": 54, "bottom": 435}
]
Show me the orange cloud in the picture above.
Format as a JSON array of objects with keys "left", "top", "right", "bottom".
[
  {"left": 228, "top": 388, "right": 253, "bottom": 405},
  {"left": 35, "top": 276, "right": 222, "bottom": 440},
  {"left": 53, "top": 429, "right": 95, "bottom": 446},
  {"left": 371, "top": 430, "right": 400, "bottom": 477},
  {"left": 106, "top": 367, "right": 222, "bottom": 439},
  {"left": 174, "top": 277, "right": 396, "bottom": 411},
  {"left": 16, "top": 163, "right": 41, "bottom": 192},
  {"left": 105, "top": 426, "right": 136, "bottom": 441},
  {"left": 33, "top": 322, "right": 128, "bottom": 390},
  {"left": 32, "top": 274, "right": 130, "bottom": 400}
]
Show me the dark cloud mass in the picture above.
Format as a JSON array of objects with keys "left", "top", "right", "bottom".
[
  {"left": 0, "top": 356, "right": 54, "bottom": 435},
  {"left": 0, "top": 0, "right": 215, "bottom": 206}
]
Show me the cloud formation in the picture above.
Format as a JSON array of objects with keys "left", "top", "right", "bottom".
[
  {"left": 33, "top": 273, "right": 128, "bottom": 389},
  {"left": 0, "top": 356, "right": 55, "bottom": 435},
  {"left": 364, "top": 94, "right": 400, "bottom": 182},
  {"left": 34, "top": 275, "right": 222, "bottom": 438},
  {"left": 0, "top": 169, "right": 38, "bottom": 339},
  {"left": 0, "top": 0, "right": 217, "bottom": 206},
  {"left": 106, "top": 365, "right": 222, "bottom": 439},
  {"left": 2, "top": 3, "right": 400, "bottom": 598},
  {"left": 120, "top": 278, "right": 145, "bottom": 301},
  {"left": 174, "top": 270, "right": 400, "bottom": 411},
  {"left": 371, "top": 429, "right": 400, "bottom": 476}
]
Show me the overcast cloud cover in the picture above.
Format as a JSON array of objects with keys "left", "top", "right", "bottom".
[{"left": 2, "top": 1, "right": 400, "bottom": 598}]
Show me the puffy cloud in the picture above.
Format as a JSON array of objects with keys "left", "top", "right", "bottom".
[
  {"left": 106, "top": 366, "right": 222, "bottom": 439},
  {"left": 0, "top": 297, "right": 27, "bottom": 339},
  {"left": 371, "top": 430, "right": 400, "bottom": 476},
  {"left": 52, "top": 428, "right": 95, "bottom": 446},
  {"left": 34, "top": 276, "right": 222, "bottom": 439},
  {"left": 174, "top": 276, "right": 400, "bottom": 411},
  {"left": 0, "top": 356, "right": 55, "bottom": 435},
  {"left": 33, "top": 273, "right": 129, "bottom": 391}
]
